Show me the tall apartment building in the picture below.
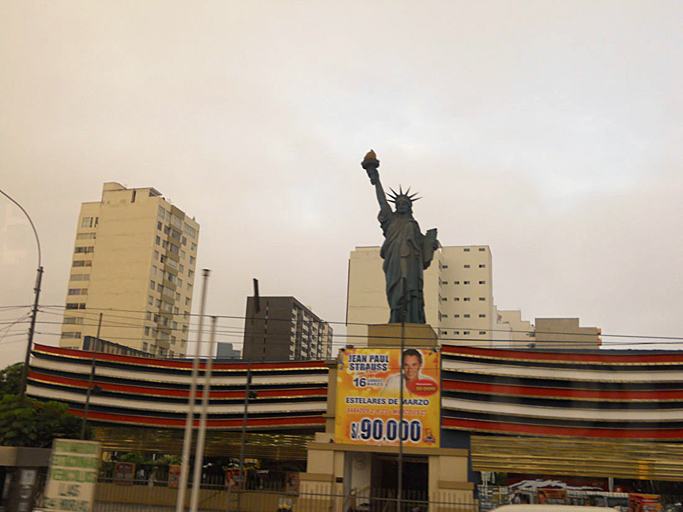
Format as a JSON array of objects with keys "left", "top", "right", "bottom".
[
  {"left": 60, "top": 182, "right": 200, "bottom": 358},
  {"left": 242, "top": 296, "right": 333, "bottom": 361},
  {"left": 347, "top": 245, "right": 499, "bottom": 347}
]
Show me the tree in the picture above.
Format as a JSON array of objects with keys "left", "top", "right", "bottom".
[
  {"left": 0, "top": 362, "right": 23, "bottom": 396},
  {"left": 0, "top": 362, "right": 87, "bottom": 447},
  {"left": 0, "top": 395, "right": 85, "bottom": 447}
]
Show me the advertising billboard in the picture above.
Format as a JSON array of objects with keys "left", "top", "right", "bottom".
[{"left": 335, "top": 347, "right": 440, "bottom": 447}]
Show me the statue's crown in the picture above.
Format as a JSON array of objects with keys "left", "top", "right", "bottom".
[{"left": 388, "top": 185, "right": 421, "bottom": 204}]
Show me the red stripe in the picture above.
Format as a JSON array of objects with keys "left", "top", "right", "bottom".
[
  {"left": 69, "top": 409, "right": 325, "bottom": 429},
  {"left": 33, "top": 344, "right": 328, "bottom": 371},
  {"left": 442, "top": 417, "right": 683, "bottom": 440},
  {"left": 30, "top": 370, "right": 327, "bottom": 399},
  {"left": 441, "top": 344, "right": 683, "bottom": 365},
  {"left": 442, "top": 378, "right": 683, "bottom": 401}
]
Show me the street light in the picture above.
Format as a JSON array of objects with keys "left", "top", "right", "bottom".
[{"left": 0, "top": 189, "right": 43, "bottom": 402}]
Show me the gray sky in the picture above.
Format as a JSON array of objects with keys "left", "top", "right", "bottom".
[{"left": 1, "top": 0, "right": 682, "bottom": 362}]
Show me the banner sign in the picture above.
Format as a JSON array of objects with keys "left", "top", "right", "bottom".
[
  {"left": 113, "top": 462, "right": 135, "bottom": 485},
  {"left": 335, "top": 348, "right": 440, "bottom": 447},
  {"left": 44, "top": 439, "right": 101, "bottom": 512}
]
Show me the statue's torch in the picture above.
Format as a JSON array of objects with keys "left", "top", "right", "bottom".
[{"left": 361, "top": 149, "right": 380, "bottom": 184}]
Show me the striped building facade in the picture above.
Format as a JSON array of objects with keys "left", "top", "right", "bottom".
[{"left": 26, "top": 343, "right": 683, "bottom": 479}]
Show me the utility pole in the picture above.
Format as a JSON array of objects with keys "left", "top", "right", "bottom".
[
  {"left": 1, "top": 189, "right": 43, "bottom": 403},
  {"left": 176, "top": 269, "right": 210, "bottom": 512}
]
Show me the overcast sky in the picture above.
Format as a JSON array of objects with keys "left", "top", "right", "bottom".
[{"left": 1, "top": 1, "right": 682, "bottom": 363}]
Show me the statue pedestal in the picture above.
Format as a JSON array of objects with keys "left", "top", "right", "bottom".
[{"left": 367, "top": 323, "right": 438, "bottom": 349}]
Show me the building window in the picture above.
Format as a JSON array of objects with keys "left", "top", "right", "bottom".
[
  {"left": 479, "top": 297, "right": 486, "bottom": 301},
  {"left": 180, "top": 250, "right": 186, "bottom": 260},
  {"left": 175, "top": 292, "right": 181, "bottom": 300},
  {"left": 189, "top": 256, "right": 195, "bottom": 265},
  {"left": 157, "top": 221, "right": 162, "bottom": 231},
  {"left": 156, "top": 236, "right": 161, "bottom": 245},
  {"left": 441, "top": 264, "right": 448, "bottom": 269},
  {"left": 164, "top": 225, "right": 170, "bottom": 235},
  {"left": 479, "top": 248, "right": 485, "bottom": 251},
  {"left": 157, "top": 283, "right": 163, "bottom": 292},
  {"left": 183, "top": 223, "right": 196, "bottom": 238},
  {"left": 150, "top": 280, "right": 155, "bottom": 290},
  {"left": 479, "top": 264, "right": 486, "bottom": 268},
  {"left": 479, "top": 331, "right": 486, "bottom": 335},
  {"left": 61, "top": 331, "right": 82, "bottom": 339},
  {"left": 454, "top": 298, "right": 459, "bottom": 301},
  {"left": 454, "top": 331, "right": 460, "bottom": 335},
  {"left": 464, "top": 314, "right": 470, "bottom": 318},
  {"left": 464, "top": 248, "right": 470, "bottom": 252},
  {"left": 74, "top": 246, "right": 94, "bottom": 254},
  {"left": 454, "top": 281, "right": 460, "bottom": 285},
  {"left": 441, "top": 281, "right": 448, "bottom": 285},
  {"left": 70, "top": 274, "right": 90, "bottom": 281},
  {"left": 185, "top": 298, "right": 190, "bottom": 305},
  {"left": 479, "top": 280, "right": 486, "bottom": 284},
  {"left": 76, "top": 232, "right": 96, "bottom": 240},
  {"left": 442, "top": 314, "right": 448, "bottom": 318},
  {"left": 64, "top": 317, "right": 83, "bottom": 325},
  {"left": 179, "top": 264, "right": 184, "bottom": 273},
  {"left": 81, "top": 217, "right": 96, "bottom": 228},
  {"left": 177, "top": 278, "right": 183, "bottom": 287},
  {"left": 188, "top": 269, "right": 194, "bottom": 278},
  {"left": 441, "top": 297, "right": 447, "bottom": 302},
  {"left": 144, "top": 327, "right": 150, "bottom": 337},
  {"left": 479, "top": 314, "right": 486, "bottom": 318},
  {"left": 162, "top": 240, "right": 168, "bottom": 249},
  {"left": 464, "top": 281, "right": 470, "bottom": 285},
  {"left": 463, "top": 331, "right": 470, "bottom": 335},
  {"left": 171, "top": 229, "right": 181, "bottom": 241},
  {"left": 159, "top": 206, "right": 166, "bottom": 218},
  {"left": 143, "top": 342, "right": 148, "bottom": 350},
  {"left": 169, "top": 243, "right": 179, "bottom": 255},
  {"left": 454, "top": 314, "right": 460, "bottom": 318},
  {"left": 191, "top": 243, "right": 196, "bottom": 251},
  {"left": 66, "top": 303, "right": 86, "bottom": 310},
  {"left": 464, "top": 264, "right": 470, "bottom": 268},
  {"left": 463, "top": 297, "right": 470, "bottom": 301}
]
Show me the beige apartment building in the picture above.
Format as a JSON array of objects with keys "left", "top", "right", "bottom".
[
  {"left": 347, "top": 245, "right": 506, "bottom": 347},
  {"left": 531, "top": 318, "right": 601, "bottom": 349},
  {"left": 60, "top": 182, "right": 199, "bottom": 358}
]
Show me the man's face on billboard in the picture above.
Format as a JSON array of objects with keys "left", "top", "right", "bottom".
[{"left": 402, "top": 355, "right": 421, "bottom": 382}]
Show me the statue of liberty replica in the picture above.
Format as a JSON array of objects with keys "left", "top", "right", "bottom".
[{"left": 362, "top": 150, "right": 439, "bottom": 324}]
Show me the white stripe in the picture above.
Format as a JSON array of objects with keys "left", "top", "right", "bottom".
[
  {"left": 442, "top": 396, "right": 683, "bottom": 422},
  {"left": 30, "top": 357, "right": 327, "bottom": 386},
  {"left": 28, "top": 385, "right": 325, "bottom": 415},
  {"left": 442, "top": 358, "right": 683, "bottom": 383}
]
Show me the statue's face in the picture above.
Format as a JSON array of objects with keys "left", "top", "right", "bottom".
[{"left": 396, "top": 198, "right": 412, "bottom": 214}]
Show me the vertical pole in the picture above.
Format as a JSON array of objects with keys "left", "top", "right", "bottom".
[
  {"left": 176, "top": 269, "right": 210, "bottom": 512},
  {"left": 190, "top": 315, "right": 217, "bottom": 512},
  {"left": 81, "top": 313, "right": 103, "bottom": 439},
  {"left": 19, "top": 266, "right": 43, "bottom": 401},
  {"left": 398, "top": 278, "right": 406, "bottom": 512},
  {"left": 237, "top": 362, "right": 252, "bottom": 512}
]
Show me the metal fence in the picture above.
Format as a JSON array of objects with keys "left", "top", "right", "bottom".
[{"left": 90, "top": 481, "right": 478, "bottom": 512}]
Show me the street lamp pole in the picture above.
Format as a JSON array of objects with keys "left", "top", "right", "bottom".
[{"left": 0, "top": 189, "right": 43, "bottom": 402}]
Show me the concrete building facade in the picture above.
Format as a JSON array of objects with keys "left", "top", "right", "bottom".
[
  {"left": 347, "top": 245, "right": 498, "bottom": 347},
  {"left": 532, "top": 318, "right": 601, "bottom": 349},
  {"left": 60, "top": 182, "right": 199, "bottom": 357},
  {"left": 243, "top": 296, "right": 333, "bottom": 360}
]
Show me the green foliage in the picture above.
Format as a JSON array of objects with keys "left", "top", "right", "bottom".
[
  {"left": 0, "top": 362, "right": 23, "bottom": 396},
  {"left": 0, "top": 394, "right": 84, "bottom": 448}
]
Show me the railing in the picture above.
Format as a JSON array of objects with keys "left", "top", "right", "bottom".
[{"left": 89, "top": 481, "right": 477, "bottom": 512}]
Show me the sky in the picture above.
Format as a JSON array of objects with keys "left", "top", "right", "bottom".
[{"left": 1, "top": 0, "right": 682, "bottom": 363}]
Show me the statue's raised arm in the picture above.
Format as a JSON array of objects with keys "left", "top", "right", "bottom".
[
  {"left": 360, "top": 150, "right": 439, "bottom": 325},
  {"left": 361, "top": 150, "right": 391, "bottom": 214}
]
